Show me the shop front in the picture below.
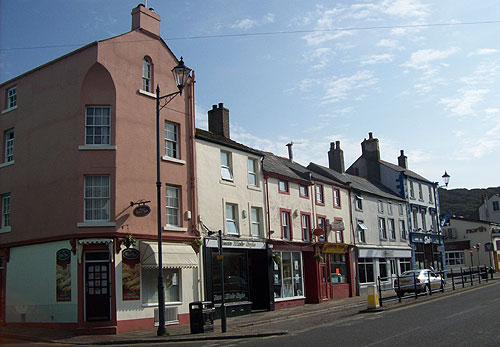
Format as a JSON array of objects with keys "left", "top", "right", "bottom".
[
  {"left": 410, "top": 232, "right": 444, "bottom": 271},
  {"left": 203, "top": 238, "right": 273, "bottom": 317},
  {"left": 320, "top": 243, "right": 354, "bottom": 300}
]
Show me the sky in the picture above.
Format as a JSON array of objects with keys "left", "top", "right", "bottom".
[{"left": 1, "top": 0, "right": 500, "bottom": 190}]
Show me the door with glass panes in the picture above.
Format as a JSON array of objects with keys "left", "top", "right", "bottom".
[{"left": 85, "top": 252, "right": 110, "bottom": 322}]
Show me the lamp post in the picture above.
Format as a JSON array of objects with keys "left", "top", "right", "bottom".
[
  {"left": 442, "top": 171, "right": 450, "bottom": 188},
  {"left": 156, "top": 57, "right": 191, "bottom": 336}
]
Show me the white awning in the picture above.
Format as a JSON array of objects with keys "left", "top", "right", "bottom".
[
  {"left": 358, "top": 222, "right": 368, "bottom": 230},
  {"left": 140, "top": 241, "right": 198, "bottom": 269}
]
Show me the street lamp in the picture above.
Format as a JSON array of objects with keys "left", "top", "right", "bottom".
[
  {"left": 156, "top": 57, "right": 191, "bottom": 336},
  {"left": 442, "top": 171, "right": 450, "bottom": 188}
]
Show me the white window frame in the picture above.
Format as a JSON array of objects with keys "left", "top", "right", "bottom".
[
  {"left": 398, "top": 203, "right": 404, "bottom": 216},
  {"left": 84, "top": 175, "right": 110, "bottom": 222},
  {"left": 85, "top": 106, "right": 111, "bottom": 145},
  {"left": 316, "top": 184, "right": 324, "bottom": 204},
  {"left": 301, "top": 213, "right": 310, "bottom": 242},
  {"left": 399, "top": 219, "right": 407, "bottom": 240},
  {"left": 225, "top": 203, "right": 239, "bottom": 235},
  {"left": 164, "top": 122, "right": 179, "bottom": 159},
  {"left": 281, "top": 210, "right": 291, "bottom": 240},
  {"left": 142, "top": 267, "right": 181, "bottom": 305},
  {"left": 428, "top": 186, "right": 433, "bottom": 203},
  {"left": 248, "top": 158, "right": 258, "bottom": 187},
  {"left": 418, "top": 183, "right": 423, "bottom": 200},
  {"left": 412, "top": 209, "right": 419, "bottom": 230},
  {"left": 299, "top": 184, "right": 309, "bottom": 198},
  {"left": 166, "top": 185, "right": 181, "bottom": 226},
  {"left": 333, "top": 188, "right": 341, "bottom": 207},
  {"left": 7, "top": 86, "right": 16, "bottom": 109},
  {"left": 409, "top": 181, "right": 415, "bottom": 198},
  {"left": 250, "top": 206, "right": 262, "bottom": 237},
  {"left": 4, "top": 128, "right": 14, "bottom": 163},
  {"left": 220, "top": 151, "right": 233, "bottom": 181},
  {"left": 445, "top": 251, "right": 464, "bottom": 266},
  {"left": 388, "top": 218, "right": 396, "bottom": 240},
  {"left": 379, "top": 217, "right": 387, "bottom": 240},
  {"left": 357, "top": 220, "right": 367, "bottom": 243},
  {"left": 387, "top": 202, "right": 393, "bottom": 215},
  {"left": 1, "top": 193, "right": 10, "bottom": 230},
  {"left": 378, "top": 200, "right": 384, "bottom": 213},
  {"left": 355, "top": 195, "right": 363, "bottom": 210},
  {"left": 142, "top": 58, "right": 152, "bottom": 92},
  {"left": 278, "top": 180, "right": 289, "bottom": 193}
]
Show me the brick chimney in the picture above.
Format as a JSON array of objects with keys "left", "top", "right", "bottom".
[
  {"left": 208, "top": 103, "right": 230, "bottom": 138},
  {"left": 398, "top": 150, "right": 408, "bottom": 169},
  {"left": 328, "top": 141, "right": 345, "bottom": 173},
  {"left": 131, "top": 4, "right": 161, "bottom": 37},
  {"left": 360, "top": 132, "right": 381, "bottom": 181}
]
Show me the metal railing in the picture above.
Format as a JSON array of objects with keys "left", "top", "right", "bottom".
[{"left": 375, "top": 265, "right": 492, "bottom": 307}]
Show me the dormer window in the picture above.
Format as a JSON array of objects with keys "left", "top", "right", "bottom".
[{"left": 142, "top": 57, "right": 152, "bottom": 92}]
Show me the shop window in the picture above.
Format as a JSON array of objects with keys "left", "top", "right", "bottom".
[
  {"left": 273, "top": 251, "right": 303, "bottom": 299},
  {"left": 142, "top": 268, "right": 180, "bottom": 304},
  {"left": 379, "top": 258, "right": 388, "bottom": 280},
  {"left": 358, "top": 258, "right": 374, "bottom": 284},
  {"left": 399, "top": 258, "right": 412, "bottom": 274},
  {"left": 445, "top": 251, "right": 464, "bottom": 266},
  {"left": 330, "top": 254, "right": 349, "bottom": 284},
  {"left": 211, "top": 250, "right": 249, "bottom": 304}
]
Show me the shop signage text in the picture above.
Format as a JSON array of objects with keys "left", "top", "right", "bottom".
[
  {"left": 206, "top": 239, "right": 266, "bottom": 249},
  {"left": 322, "top": 243, "right": 349, "bottom": 254}
]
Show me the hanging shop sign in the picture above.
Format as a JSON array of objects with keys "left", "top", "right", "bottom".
[
  {"left": 56, "top": 248, "right": 72, "bottom": 302},
  {"left": 313, "top": 228, "right": 324, "bottom": 236},
  {"left": 122, "top": 248, "right": 140, "bottom": 300},
  {"left": 331, "top": 220, "right": 345, "bottom": 231},
  {"left": 322, "top": 242, "right": 349, "bottom": 254},
  {"left": 133, "top": 205, "right": 151, "bottom": 217}
]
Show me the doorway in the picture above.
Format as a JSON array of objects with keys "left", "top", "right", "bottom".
[{"left": 84, "top": 251, "right": 110, "bottom": 322}]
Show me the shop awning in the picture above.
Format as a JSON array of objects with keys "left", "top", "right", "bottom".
[{"left": 140, "top": 241, "right": 198, "bottom": 269}]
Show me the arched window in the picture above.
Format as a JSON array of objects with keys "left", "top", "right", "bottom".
[{"left": 142, "top": 57, "right": 152, "bottom": 92}]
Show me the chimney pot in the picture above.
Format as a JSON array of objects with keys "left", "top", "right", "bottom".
[
  {"left": 208, "top": 103, "right": 230, "bottom": 138},
  {"left": 328, "top": 141, "right": 345, "bottom": 173},
  {"left": 369, "top": 132, "right": 373, "bottom": 139}
]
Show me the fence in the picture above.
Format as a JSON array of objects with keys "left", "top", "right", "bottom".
[{"left": 375, "top": 265, "right": 493, "bottom": 307}]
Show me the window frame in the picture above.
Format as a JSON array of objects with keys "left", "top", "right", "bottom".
[
  {"left": 388, "top": 218, "right": 396, "bottom": 240},
  {"left": 83, "top": 175, "right": 110, "bottom": 222},
  {"left": 445, "top": 251, "right": 465, "bottom": 266},
  {"left": 250, "top": 206, "right": 262, "bottom": 237},
  {"left": 428, "top": 186, "right": 433, "bottom": 203},
  {"left": 378, "top": 200, "right": 384, "bottom": 214},
  {"left": 378, "top": 217, "right": 387, "bottom": 240},
  {"left": 333, "top": 188, "right": 341, "bottom": 208},
  {"left": 399, "top": 219, "right": 407, "bottom": 240},
  {"left": 142, "top": 57, "right": 152, "bottom": 93},
  {"left": 142, "top": 267, "right": 181, "bottom": 305},
  {"left": 398, "top": 203, "right": 404, "bottom": 216},
  {"left": 164, "top": 122, "right": 179, "bottom": 159},
  {"left": 1, "top": 193, "right": 10, "bottom": 230},
  {"left": 421, "top": 210, "right": 427, "bottom": 230},
  {"left": 317, "top": 215, "right": 327, "bottom": 242},
  {"left": 387, "top": 202, "right": 393, "bottom": 215},
  {"left": 299, "top": 184, "right": 309, "bottom": 199},
  {"left": 247, "top": 158, "right": 258, "bottom": 187},
  {"left": 280, "top": 209, "right": 292, "bottom": 240},
  {"left": 315, "top": 184, "right": 324, "bottom": 205},
  {"left": 165, "top": 185, "right": 181, "bottom": 227},
  {"left": 225, "top": 203, "right": 239, "bottom": 235},
  {"left": 300, "top": 212, "right": 311, "bottom": 242},
  {"left": 409, "top": 181, "right": 415, "bottom": 199},
  {"left": 493, "top": 201, "right": 499, "bottom": 211},
  {"left": 220, "top": 151, "right": 233, "bottom": 181},
  {"left": 278, "top": 179, "right": 289, "bottom": 194},
  {"left": 85, "top": 106, "right": 111, "bottom": 146},
  {"left": 7, "top": 86, "right": 17, "bottom": 109},
  {"left": 333, "top": 217, "right": 344, "bottom": 243},
  {"left": 4, "top": 128, "right": 14, "bottom": 163},
  {"left": 355, "top": 195, "right": 363, "bottom": 211},
  {"left": 418, "top": 183, "right": 423, "bottom": 200},
  {"left": 357, "top": 220, "right": 367, "bottom": 243}
]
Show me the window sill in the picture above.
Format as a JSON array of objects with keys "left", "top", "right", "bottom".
[
  {"left": 138, "top": 89, "right": 156, "bottom": 98},
  {"left": 78, "top": 145, "right": 116, "bottom": 151},
  {"left": 247, "top": 185, "right": 261, "bottom": 191},
  {"left": 142, "top": 301, "right": 182, "bottom": 308},
  {"left": 0, "top": 161, "right": 14, "bottom": 169},
  {"left": 162, "top": 156, "right": 186, "bottom": 165},
  {"left": 0, "top": 226, "right": 11, "bottom": 233},
  {"left": 77, "top": 221, "right": 116, "bottom": 227},
  {"left": 219, "top": 179, "right": 236, "bottom": 187},
  {"left": 1, "top": 105, "right": 17, "bottom": 115},
  {"left": 163, "top": 225, "right": 188, "bottom": 232}
]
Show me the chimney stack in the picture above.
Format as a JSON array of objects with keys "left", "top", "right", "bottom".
[
  {"left": 360, "top": 132, "right": 381, "bottom": 181},
  {"left": 328, "top": 141, "right": 345, "bottom": 173},
  {"left": 131, "top": 4, "right": 161, "bottom": 36},
  {"left": 286, "top": 142, "right": 294, "bottom": 162},
  {"left": 398, "top": 150, "right": 408, "bottom": 169},
  {"left": 208, "top": 103, "right": 230, "bottom": 138}
]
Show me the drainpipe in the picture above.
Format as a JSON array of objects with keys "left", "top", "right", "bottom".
[
  {"left": 347, "top": 186, "right": 359, "bottom": 296},
  {"left": 265, "top": 176, "right": 272, "bottom": 240}
]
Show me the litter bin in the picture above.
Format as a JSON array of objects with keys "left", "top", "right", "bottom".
[{"left": 189, "top": 301, "right": 214, "bottom": 334}]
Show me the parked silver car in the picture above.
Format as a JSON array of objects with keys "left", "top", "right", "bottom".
[{"left": 394, "top": 269, "right": 444, "bottom": 296}]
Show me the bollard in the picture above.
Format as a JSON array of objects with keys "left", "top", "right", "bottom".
[{"left": 367, "top": 284, "right": 380, "bottom": 309}]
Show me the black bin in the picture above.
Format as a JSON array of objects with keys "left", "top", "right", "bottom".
[{"left": 189, "top": 301, "right": 214, "bottom": 334}]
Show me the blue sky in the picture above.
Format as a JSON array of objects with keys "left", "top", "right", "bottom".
[{"left": 2, "top": 0, "right": 500, "bottom": 189}]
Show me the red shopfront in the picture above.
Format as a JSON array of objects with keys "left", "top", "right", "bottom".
[{"left": 304, "top": 243, "right": 355, "bottom": 303}]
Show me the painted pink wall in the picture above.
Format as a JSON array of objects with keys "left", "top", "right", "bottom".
[{"left": 0, "top": 29, "right": 198, "bottom": 246}]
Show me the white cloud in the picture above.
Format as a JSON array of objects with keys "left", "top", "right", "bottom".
[
  {"left": 322, "top": 70, "right": 378, "bottom": 104},
  {"left": 231, "top": 13, "right": 275, "bottom": 30},
  {"left": 403, "top": 47, "right": 460, "bottom": 69},
  {"left": 469, "top": 48, "right": 499, "bottom": 56},
  {"left": 306, "top": 47, "right": 335, "bottom": 69},
  {"left": 376, "top": 39, "right": 400, "bottom": 49},
  {"left": 361, "top": 53, "right": 394, "bottom": 65},
  {"left": 318, "top": 107, "right": 354, "bottom": 118},
  {"left": 439, "top": 89, "right": 489, "bottom": 117}
]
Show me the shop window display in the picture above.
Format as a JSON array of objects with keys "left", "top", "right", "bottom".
[
  {"left": 211, "top": 251, "right": 249, "bottom": 303},
  {"left": 273, "top": 251, "right": 304, "bottom": 299},
  {"left": 329, "top": 254, "right": 349, "bottom": 284}
]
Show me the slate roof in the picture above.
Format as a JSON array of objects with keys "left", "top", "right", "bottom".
[
  {"left": 261, "top": 152, "right": 313, "bottom": 184},
  {"left": 195, "top": 128, "right": 262, "bottom": 156},
  {"left": 307, "top": 162, "right": 406, "bottom": 202},
  {"left": 380, "top": 160, "right": 432, "bottom": 184}
]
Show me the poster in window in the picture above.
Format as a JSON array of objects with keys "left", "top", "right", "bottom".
[
  {"left": 122, "top": 248, "right": 140, "bottom": 300},
  {"left": 56, "top": 248, "right": 72, "bottom": 302}
]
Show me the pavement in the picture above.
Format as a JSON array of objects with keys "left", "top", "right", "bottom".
[{"left": 0, "top": 274, "right": 497, "bottom": 345}]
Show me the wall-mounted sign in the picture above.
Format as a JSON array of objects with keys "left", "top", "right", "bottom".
[
  {"left": 206, "top": 239, "right": 266, "bottom": 249},
  {"left": 322, "top": 242, "right": 349, "bottom": 254},
  {"left": 122, "top": 248, "right": 140, "bottom": 301},
  {"left": 133, "top": 205, "right": 151, "bottom": 217},
  {"left": 331, "top": 220, "right": 345, "bottom": 231},
  {"left": 56, "top": 248, "right": 72, "bottom": 302},
  {"left": 466, "top": 226, "right": 486, "bottom": 234},
  {"left": 313, "top": 228, "right": 324, "bottom": 236}
]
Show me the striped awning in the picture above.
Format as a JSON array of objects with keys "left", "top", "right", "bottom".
[{"left": 140, "top": 241, "right": 198, "bottom": 269}]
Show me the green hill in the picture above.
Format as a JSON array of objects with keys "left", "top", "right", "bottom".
[{"left": 438, "top": 186, "right": 500, "bottom": 219}]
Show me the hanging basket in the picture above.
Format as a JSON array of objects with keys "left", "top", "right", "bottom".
[
  {"left": 190, "top": 238, "right": 203, "bottom": 254},
  {"left": 313, "top": 253, "right": 324, "bottom": 263},
  {"left": 122, "top": 234, "right": 136, "bottom": 249}
]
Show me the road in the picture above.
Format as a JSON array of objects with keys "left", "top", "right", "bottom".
[{"left": 182, "top": 282, "right": 500, "bottom": 347}]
